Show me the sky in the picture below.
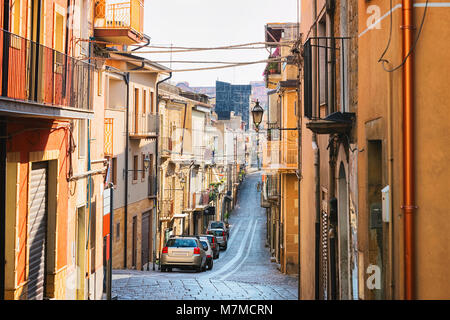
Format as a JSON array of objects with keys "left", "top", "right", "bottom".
[{"left": 143, "top": 0, "right": 299, "bottom": 87}]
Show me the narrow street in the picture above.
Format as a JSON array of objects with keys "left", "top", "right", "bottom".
[{"left": 111, "top": 172, "right": 298, "bottom": 300}]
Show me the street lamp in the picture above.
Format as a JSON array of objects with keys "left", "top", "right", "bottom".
[
  {"left": 251, "top": 100, "right": 264, "bottom": 131},
  {"left": 124, "top": 154, "right": 151, "bottom": 175},
  {"left": 251, "top": 100, "right": 264, "bottom": 170}
]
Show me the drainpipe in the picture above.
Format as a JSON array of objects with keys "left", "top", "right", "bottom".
[
  {"left": 153, "top": 72, "right": 172, "bottom": 271},
  {"left": 402, "top": 0, "right": 415, "bottom": 300},
  {"left": 2, "top": 0, "right": 10, "bottom": 97},
  {"left": 313, "top": 138, "right": 320, "bottom": 299},
  {"left": 0, "top": 117, "right": 6, "bottom": 300},
  {"left": 123, "top": 72, "right": 130, "bottom": 269},
  {"left": 0, "top": 0, "right": 9, "bottom": 300},
  {"left": 312, "top": 0, "right": 323, "bottom": 300},
  {"left": 386, "top": 61, "right": 395, "bottom": 299}
]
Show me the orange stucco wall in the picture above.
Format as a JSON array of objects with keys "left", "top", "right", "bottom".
[{"left": 358, "top": 0, "right": 450, "bottom": 299}]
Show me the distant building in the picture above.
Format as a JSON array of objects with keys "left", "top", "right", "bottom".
[{"left": 215, "top": 81, "right": 252, "bottom": 129}]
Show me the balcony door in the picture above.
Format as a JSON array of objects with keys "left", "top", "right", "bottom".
[{"left": 134, "top": 88, "right": 139, "bottom": 134}]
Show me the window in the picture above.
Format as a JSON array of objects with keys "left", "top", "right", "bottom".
[
  {"left": 54, "top": 11, "right": 65, "bottom": 52},
  {"left": 132, "top": 216, "right": 137, "bottom": 268},
  {"left": 150, "top": 92, "right": 154, "bottom": 113},
  {"left": 11, "top": 0, "right": 22, "bottom": 36},
  {"left": 116, "top": 222, "right": 120, "bottom": 241},
  {"left": 142, "top": 154, "right": 146, "bottom": 180},
  {"left": 134, "top": 88, "right": 140, "bottom": 133},
  {"left": 166, "top": 238, "right": 198, "bottom": 248},
  {"left": 143, "top": 90, "right": 147, "bottom": 114},
  {"left": 133, "top": 155, "right": 138, "bottom": 181}
]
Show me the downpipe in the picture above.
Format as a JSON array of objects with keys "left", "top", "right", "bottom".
[
  {"left": 402, "top": 0, "right": 415, "bottom": 300},
  {"left": 153, "top": 72, "right": 172, "bottom": 271}
]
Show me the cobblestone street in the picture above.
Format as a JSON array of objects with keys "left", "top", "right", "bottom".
[{"left": 112, "top": 172, "right": 298, "bottom": 300}]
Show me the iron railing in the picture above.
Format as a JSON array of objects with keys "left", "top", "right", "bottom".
[
  {"left": 131, "top": 113, "right": 159, "bottom": 136},
  {"left": 303, "top": 37, "right": 350, "bottom": 119},
  {"left": 94, "top": 0, "right": 144, "bottom": 34},
  {"left": 266, "top": 174, "right": 279, "bottom": 200},
  {"left": 0, "top": 28, "right": 93, "bottom": 111},
  {"left": 191, "top": 191, "right": 210, "bottom": 209}
]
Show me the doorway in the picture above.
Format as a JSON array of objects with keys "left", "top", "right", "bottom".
[
  {"left": 27, "top": 161, "right": 48, "bottom": 300},
  {"left": 337, "top": 162, "right": 350, "bottom": 299},
  {"left": 141, "top": 211, "right": 152, "bottom": 270},
  {"left": 76, "top": 206, "right": 86, "bottom": 300}
]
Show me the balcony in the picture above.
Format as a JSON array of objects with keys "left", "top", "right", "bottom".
[
  {"left": 192, "top": 146, "right": 214, "bottom": 164},
  {"left": 266, "top": 174, "right": 280, "bottom": 202},
  {"left": 94, "top": 0, "right": 144, "bottom": 45},
  {"left": 0, "top": 29, "right": 93, "bottom": 119},
  {"left": 303, "top": 36, "right": 354, "bottom": 135},
  {"left": 160, "top": 136, "right": 173, "bottom": 158},
  {"left": 262, "top": 140, "right": 297, "bottom": 171},
  {"left": 161, "top": 199, "right": 174, "bottom": 220},
  {"left": 130, "top": 113, "right": 159, "bottom": 139},
  {"left": 191, "top": 191, "right": 210, "bottom": 210},
  {"left": 264, "top": 61, "right": 282, "bottom": 89},
  {"left": 281, "top": 142, "right": 298, "bottom": 170},
  {"left": 263, "top": 140, "right": 280, "bottom": 171}
]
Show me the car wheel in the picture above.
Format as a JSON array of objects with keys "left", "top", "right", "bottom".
[
  {"left": 208, "top": 260, "right": 213, "bottom": 270},
  {"left": 202, "top": 263, "right": 207, "bottom": 272}
]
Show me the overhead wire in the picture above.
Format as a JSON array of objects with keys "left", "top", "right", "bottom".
[
  {"left": 124, "top": 57, "right": 288, "bottom": 73},
  {"left": 105, "top": 41, "right": 295, "bottom": 54},
  {"left": 379, "top": 0, "right": 429, "bottom": 72}
]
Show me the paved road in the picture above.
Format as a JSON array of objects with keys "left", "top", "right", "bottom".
[{"left": 112, "top": 171, "right": 298, "bottom": 300}]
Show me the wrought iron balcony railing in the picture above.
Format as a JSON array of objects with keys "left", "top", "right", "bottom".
[
  {"left": 131, "top": 113, "right": 159, "bottom": 138},
  {"left": 94, "top": 0, "right": 144, "bottom": 34},
  {"left": 0, "top": 28, "right": 93, "bottom": 111},
  {"left": 191, "top": 191, "right": 210, "bottom": 209},
  {"left": 160, "top": 136, "right": 173, "bottom": 157}
]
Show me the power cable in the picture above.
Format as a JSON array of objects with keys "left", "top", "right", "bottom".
[
  {"left": 125, "top": 57, "right": 288, "bottom": 73},
  {"left": 379, "top": 0, "right": 429, "bottom": 72}
]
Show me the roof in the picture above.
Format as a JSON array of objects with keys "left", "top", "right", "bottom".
[{"left": 107, "top": 48, "right": 171, "bottom": 72}]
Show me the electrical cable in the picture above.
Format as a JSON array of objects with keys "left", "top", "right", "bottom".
[
  {"left": 379, "top": 0, "right": 429, "bottom": 72},
  {"left": 125, "top": 57, "right": 287, "bottom": 73}
]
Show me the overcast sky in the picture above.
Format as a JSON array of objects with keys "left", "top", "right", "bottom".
[{"left": 143, "top": 0, "right": 299, "bottom": 87}]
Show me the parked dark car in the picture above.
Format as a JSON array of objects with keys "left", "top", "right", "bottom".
[
  {"left": 207, "top": 228, "right": 227, "bottom": 250},
  {"left": 207, "top": 220, "right": 229, "bottom": 239},
  {"left": 199, "top": 234, "right": 220, "bottom": 259}
]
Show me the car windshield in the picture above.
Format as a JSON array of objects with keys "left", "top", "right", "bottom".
[
  {"left": 166, "top": 238, "right": 197, "bottom": 248},
  {"left": 212, "top": 230, "right": 223, "bottom": 236},
  {"left": 210, "top": 222, "right": 224, "bottom": 229}
]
